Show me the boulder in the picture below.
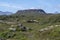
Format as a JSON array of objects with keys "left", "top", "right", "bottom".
[
  {"left": 21, "top": 26, "right": 27, "bottom": 31},
  {"left": 9, "top": 28, "right": 16, "bottom": 32},
  {"left": 27, "top": 20, "right": 39, "bottom": 23}
]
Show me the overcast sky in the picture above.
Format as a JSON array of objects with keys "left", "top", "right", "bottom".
[{"left": 0, "top": 0, "right": 60, "bottom": 13}]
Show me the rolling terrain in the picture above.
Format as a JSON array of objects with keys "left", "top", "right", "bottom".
[{"left": 0, "top": 9, "right": 60, "bottom": 40}]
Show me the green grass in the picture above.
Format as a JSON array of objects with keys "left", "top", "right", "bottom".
[{"left": 0, "top": 14, "right": 60, "bottom": 40}]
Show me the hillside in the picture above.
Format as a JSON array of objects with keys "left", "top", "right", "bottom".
[{"left": 0, "top": 9, "right": 60, "bottom": 40}]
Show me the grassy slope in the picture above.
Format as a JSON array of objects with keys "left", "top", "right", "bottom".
[{"left": 0, "top": 14, "right": 60, "bottom": 40}]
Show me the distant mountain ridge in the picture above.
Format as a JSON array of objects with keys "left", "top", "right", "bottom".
[
  {"left": 15, "top": 9, "right": 46, "bottom": 15},
  {"left": 0, "top": 11, "right": 12, "bottom": 15}
]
